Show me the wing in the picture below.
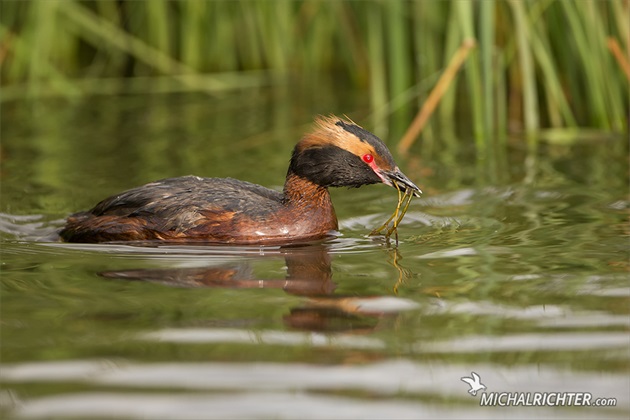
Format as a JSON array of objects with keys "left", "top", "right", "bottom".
[
  {"left": 91, "top": 176, "right": 281, "bottom": 214},
  {"left": 61, "top": 176, "right": 286, "bottom": 242},
  {"left": 85, "top": 176, "right": 283, "bottom": 229},
  {"left": 460, "top": 377, "right": 474, "bottom": 385}
]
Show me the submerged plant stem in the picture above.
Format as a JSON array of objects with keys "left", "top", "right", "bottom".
[{"left": 370, "top": 182, "right": 415, "bottom": 244}]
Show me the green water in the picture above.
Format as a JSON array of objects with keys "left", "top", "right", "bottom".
[{"left": 1, "top": 93, "right": 628, "bottom": 419}]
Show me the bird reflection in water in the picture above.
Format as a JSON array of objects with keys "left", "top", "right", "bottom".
[{"left": 99, "top": 243, "right": 415, "bottom": 333}]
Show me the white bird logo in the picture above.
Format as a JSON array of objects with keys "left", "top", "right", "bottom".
[{"left": 461, "top": 372, "right": 486, "bottom": 396}]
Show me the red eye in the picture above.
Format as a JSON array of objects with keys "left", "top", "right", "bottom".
[{"left": 362, "top": 154, "right": 374, "bottom": 163}]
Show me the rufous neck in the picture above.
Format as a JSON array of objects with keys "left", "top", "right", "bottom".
[{"left": 283, "top": 172, "right": 331, "bottom": 206}]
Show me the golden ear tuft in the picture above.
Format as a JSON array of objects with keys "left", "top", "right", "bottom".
[
  {"left": 298, "top": 114, "right": 374, "bottom": 158},
  {"left": 308, "top": 115, "right": 346, "bottom": 144},
  {"left": 314, "top": 114, "right": 359, "bottom": 131}
]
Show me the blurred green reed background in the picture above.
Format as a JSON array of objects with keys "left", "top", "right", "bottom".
[{"left": 1, "top": 0, "right": 628, "bottom": 147}]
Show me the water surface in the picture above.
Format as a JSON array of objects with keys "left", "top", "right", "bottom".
[{"left": 1, "top": 93, "right": 628, "bottom": 418}]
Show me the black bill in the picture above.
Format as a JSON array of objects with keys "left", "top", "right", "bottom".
[{"left": 382, "top": 169, "right": 422, "bottom": 197}]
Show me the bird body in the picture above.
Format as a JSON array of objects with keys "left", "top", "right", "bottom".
[{"left": 60, "top": 116, "right": 420, "bottom": 244}]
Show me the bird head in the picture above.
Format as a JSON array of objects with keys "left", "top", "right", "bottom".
[{"left": 288, "top": 116, "right": 421, "bottom": 196}]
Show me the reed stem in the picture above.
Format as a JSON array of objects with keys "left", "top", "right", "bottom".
[{"left": 398, "top": 39, "right": 476, "bottom": 155}]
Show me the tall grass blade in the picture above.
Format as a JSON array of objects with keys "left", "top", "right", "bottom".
[
  {"left": 386, "top": 0, "right": 412, "bottom": 128},
  {"left": 509, "top": 0, "right": 539, "bottom": 139},
  {"left": 367, "top": 1, "right": 388, "bottom": 135},
  {"left": 480, "top": 0, "right": 495, "bottom": 137},
  {"left": 456, "top": 0, "right": 484, "bottom": 141},
  {"left": 559, "top": 1, "right": 610, "bottom": 128},
  {"left": 527, "top": 5, "right": 577, "bottom": 127},
  {"left": 438, "top": 3, "right": 461, "bottom": 127}
]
